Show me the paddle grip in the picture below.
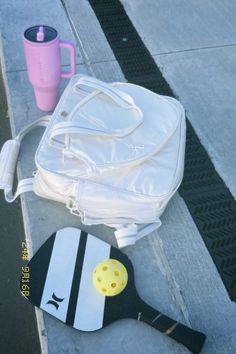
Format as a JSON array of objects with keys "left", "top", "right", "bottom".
[{"left": 138, "top": 302, "right": 206, "bottom": 353}]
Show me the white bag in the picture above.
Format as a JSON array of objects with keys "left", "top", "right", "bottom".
[{"left": 0, "top": 75, "right": 186, "bottom": 248}]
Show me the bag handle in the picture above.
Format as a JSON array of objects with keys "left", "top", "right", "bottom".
[
  {"left": 49, "top": 76, "right": 143, "bottom": 143},
  {"left": 74, "top": 76, "right": 141, "bottom": 111},
  {"left": 0, "top": 115, "right": 51, "bottom": 202}
]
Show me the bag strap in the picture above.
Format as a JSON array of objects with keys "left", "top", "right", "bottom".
[
  {"left": 0, "top": 115, "right": 51, "bottom": 202},
  {"left": 49, "top": 76, "right": 143, "bottom": 143}
]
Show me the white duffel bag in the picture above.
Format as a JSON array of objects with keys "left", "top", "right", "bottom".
[{"left": 0, "top": 75, "right": 186, "bottom": 248}]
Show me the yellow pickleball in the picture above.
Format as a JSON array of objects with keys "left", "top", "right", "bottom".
[{"left": 93, "top": 259, "right": 128, "bottom": 296}]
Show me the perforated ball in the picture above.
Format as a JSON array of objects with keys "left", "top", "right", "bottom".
[{"left": 92, "top": 259, "right": 128, "bottom": 296}]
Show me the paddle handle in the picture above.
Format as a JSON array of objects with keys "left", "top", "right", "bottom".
[{"left": 137, "top": 300, "right": 206, "bottom": 353}]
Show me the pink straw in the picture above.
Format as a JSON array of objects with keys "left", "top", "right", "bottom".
[{"left": 36, "top": 26, "right": 44, "bottom": 42}]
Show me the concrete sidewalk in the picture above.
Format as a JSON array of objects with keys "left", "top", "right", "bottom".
[
  {"left": 0, "top": 1, "right": 236, "bottom": 354},
  {"left": 121, "top": 0, "right": 236, "bottom": 197}
]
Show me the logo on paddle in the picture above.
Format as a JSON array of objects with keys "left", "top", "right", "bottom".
[{"left": 47, "top": 293, "right": 64, "bottom": 310}]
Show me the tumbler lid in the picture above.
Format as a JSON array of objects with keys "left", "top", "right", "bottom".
[{"left": 24, "top": 25, "right": 58, "bottom": 43}]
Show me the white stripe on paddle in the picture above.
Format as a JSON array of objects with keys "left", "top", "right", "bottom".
[
  {"left": 73, "top": 234, "right": 111, "bottom": 331},
  {"left": 40, "top": 227, "right": 81, "bottom": 321}
]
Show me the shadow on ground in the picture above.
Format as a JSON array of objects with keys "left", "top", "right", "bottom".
[{"left": 0, "top": 66, "right": 41, "bottom": 354}]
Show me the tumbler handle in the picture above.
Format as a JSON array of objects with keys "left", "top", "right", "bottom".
[{"left": 59, "top": 40, "right": 76, "bottom": 78}]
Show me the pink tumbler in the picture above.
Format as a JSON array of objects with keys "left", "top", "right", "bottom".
[{"left": 23, "top": 25, "right": 76, "bottom": 111}]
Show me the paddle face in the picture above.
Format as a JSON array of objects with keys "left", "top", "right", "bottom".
[
  {"left": 20, "top": 227, "right": 140, "bottom": 331},
  {"left": 20, "top": 227, "right": 207, "bottom": 354}
]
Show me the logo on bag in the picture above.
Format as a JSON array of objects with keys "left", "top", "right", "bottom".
[
  {"left": 47, "top": 292, "right": 64, "bottom": 310},
  {"left": 128, "top": 144, "right": 144, "bottom": 153}
]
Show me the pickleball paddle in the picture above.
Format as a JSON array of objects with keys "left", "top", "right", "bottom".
[{"left": 20, "top": 227, "right": 206, "bottom": 353}]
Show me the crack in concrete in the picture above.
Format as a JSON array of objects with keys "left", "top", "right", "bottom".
[
  {"left": 5, "top": 63, "right": 83, "bottom": 75},
  {"left": 60, "top": 0, "right": 94, "bottom": 77},
  {"left": 148, "top": 235, "right": 191, "bottom": 327},
  {"left": 153, "top": 43, "right": 236, "bottom": 57}
]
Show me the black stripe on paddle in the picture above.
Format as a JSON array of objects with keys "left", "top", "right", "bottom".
[
  {"left": 25, "top": 233, "right": 56, "bottom": 307},
  {"left": 103, "top": 246, "right": 138, "bottom": 327},
  {"left": 66, "top": 231, "right": 88, "bottom": 326}
]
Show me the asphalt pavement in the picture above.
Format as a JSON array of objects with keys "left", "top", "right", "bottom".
[{"left": 0, "top": 66, "right": 40, "bottom": 354}]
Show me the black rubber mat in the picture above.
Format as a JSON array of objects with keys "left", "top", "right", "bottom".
[{"left": 88, "top": 0, "right": 236, "bottom": 301}]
